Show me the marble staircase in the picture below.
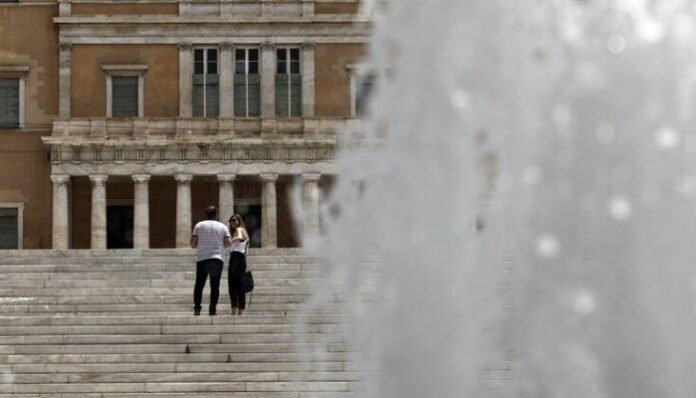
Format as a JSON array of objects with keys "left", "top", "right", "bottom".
[{"left": 0, "top": 249, "right": 357, "bottom": 397}]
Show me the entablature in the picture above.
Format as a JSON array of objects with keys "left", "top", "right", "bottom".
[
  {"left": 48, "top": 117, "right": 362, "bottom": 139},
  {"left": 55, "top": 16, "right": 371, "bottom": 44},
  {"left": 41, "top": 116, "right": 369, "bottom": 166}
]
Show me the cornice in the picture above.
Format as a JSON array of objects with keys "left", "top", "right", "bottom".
[{"left": 54, "top": 15, "right": 370, "bottom": 24}]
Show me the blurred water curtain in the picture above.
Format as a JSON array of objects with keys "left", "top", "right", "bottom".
[{"left": 321, "top": 1, "right": 696, "bottom": 397}]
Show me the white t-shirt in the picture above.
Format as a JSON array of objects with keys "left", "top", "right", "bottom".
[
  {"left": 192, "top": 220, "right": 230, "bottom": 262},
  {"left": 231, "top": 228, "right": 249, "bottom": 254}
]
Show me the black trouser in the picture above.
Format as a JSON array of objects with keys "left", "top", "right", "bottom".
[
  {"left": 193, "top": 258, "right": 223, "bottom": 314},
  {"left": 228, "top": 252, "right": 247, "bottom": 310}
]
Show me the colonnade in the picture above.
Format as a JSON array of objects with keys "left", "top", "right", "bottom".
[{"left": 50, "top": 173, "right": 322, "bottom": 249}]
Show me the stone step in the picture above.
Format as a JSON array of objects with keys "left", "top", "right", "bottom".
[
  {"left": 0, "top": 248, "right": 305, "bottom": 257},
  {"left": 0, "top": 263, "right": 323, "bottom": 273},
  {"left": 0, "top": 393, "right": 356, "bottom": 398},
  {"left": 0, "top": 314, "right": 345, "bottom": 326},
  {"left": 0, "top": 278, "right": 324, "bottom": 289},
  {"left": 3, "top": 371, "right": 361, "bottom": 384},
  {"left": 0, "top": 254, "right": 319, "bottom": 266},
  {"left": 0, "top": 270, "right": 322, "bottom": 281},
  {"left": 2, "top": 361, "right": 352, "bottom": 374},
  {"left": 0, "top": 286, "right": 325, "bottom": 296},
  {"left": 1, "top": 333, "right": 345, "bottom": 345},
  {"left": 0, "top": 352, "right": 350, "bottom": 364},
  {"left": 0, "top": 294, "right": 342, "bottom": 305},
  {"left": 0, "top": 306, "right": 341, "bottom": 315},
  {"left": 0, "top": 324, "right": 341, "bottom": 335},
  {"left": 1, "top": 342, "right": 348, "bottom": 355},
  {"left": 0, "top": 381, "right": 354, "bottom": 394}
]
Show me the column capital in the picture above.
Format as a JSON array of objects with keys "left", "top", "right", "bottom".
[
  {"left": 220, "top": 42, "right": 234, "bottom": 50},
  {"left": 301, "top": 41, "right": 316, "bottom": 50},
  {"left": 50, "top": 174, "right": 71, "bottom": 185},
  {"left": 260, "top": 173, "right": 279, "bottom": 182},
  {"left": 261, "top": 41, "right": 275, "bottom": 50},
  {"left": 174, "top": 173, "right": 193, "bottom": 183},
  {"left": 178, "top": 42, "right": 193, "bottom": 50},
  {"left": 59, "top": 43, "right": 73, "bottom": 51},
  {"left": 302, "top": 173, "right": 321, "bottom": 183},
  {"left": 217, "top": 173, "right": 236, "bottom": 183},
  {"left": 89, "top": 174, "right": 108, "bottom": 184},
  {"left": 132, "top": 174, "right": 152, "bottom": 184}
]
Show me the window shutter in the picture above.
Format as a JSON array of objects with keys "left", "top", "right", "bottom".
[
  {"left": 112, "top": 76, "right": 139, "bottom": 117},
  {"left": 275, "top": 74, "right": 289, "bottom": 117},
  {"left": 0, "top": 208, "right": 18, "bottom": 249},
  {"left": 205, "top": 74, "right": 219, "bottom": 117},
  {"left": 192, "top": 74, "right": 205, "bottom": 117},
  {"left": 0, "top": 79, "right": 19, "bottom": 128},
  {"left": 356, "top": 76, "right": 375, "bottom": 116},
  {"left": 290, "top": 75, "right": 302, "bottom": 117},
  {"left": 247, "top": 74, "right": 261, "bottom": 117},
  {"left": 234, "top": 74, "right": 247, "bottom": 116}
]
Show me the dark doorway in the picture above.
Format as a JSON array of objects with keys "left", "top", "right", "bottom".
[
  {"left": 234, "top": 204, "right": 261, "bottom": 248},
  {"left": 107, "top": 205, "right": 133, "bottom": 249},
  {"left": 0, "top": 208, "right": 19, "bottom": 249}
]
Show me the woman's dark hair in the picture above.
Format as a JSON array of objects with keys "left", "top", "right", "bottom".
[{"left": 229, "top": 214, "right": 248, "bottom": 233}]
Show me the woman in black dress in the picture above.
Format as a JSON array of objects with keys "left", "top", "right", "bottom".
[{"left": 228, "top": 214, "right": 249, "bottom": 315}]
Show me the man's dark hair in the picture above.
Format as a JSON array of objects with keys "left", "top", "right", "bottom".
[{"left": 205, "top": 205, "right": 217, "bottom": 220}]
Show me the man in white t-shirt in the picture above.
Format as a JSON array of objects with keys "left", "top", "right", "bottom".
[{"left": 191, "top": 205, "right": 232, "bottom": 316}]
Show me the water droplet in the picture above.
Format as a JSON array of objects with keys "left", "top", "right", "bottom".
[
  {"left": 674, "top": 175, "right": 696, "bottom": 197},
  {"left": 609, "top": 196, "right": 632, "bottom": 220},
  {"left": 637, "top": 20, "right": 664, "bottom": 43},
  {"left": 535, "top": 234, "right": 560, "bottom": 258},
  {"left": 450, "top": 90, "right": 471, "bottom": 110},
  {"left": 523, "top": 166, "right": 543, "bottom": 185},
  {"left": 573, "top": 291, "right": 596, "bottom": 315},
  {"left": 655, "top": 127, "right": 681, "bottom": 150},
  {"left": 607, "top": 35, "right": 626, "bottom": 54}
]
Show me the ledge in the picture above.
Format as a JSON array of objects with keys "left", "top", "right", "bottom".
[{"left": 47, "top": 117, "right": 362, "bottom": 142}]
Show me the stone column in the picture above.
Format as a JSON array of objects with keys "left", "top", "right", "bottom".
[
  {"left": 220, "top": 43, "right": 234, "bottom": 117},
  {"left": 89, "top": 174, "right": 108, "bottom": 250},
  {"left": 59, "top": 44, "right": 72, "bottom": 118},
  {"left": 261, "top": 0, "right": 273, "bottom": 16},
  {"left": 260, "top": 173, "right": 278, "bottom": 248},
  {"left": 179, "top": 43, "right": 193, "bottom": 117},
  {"left": 301, "top": 42, "right": 316, "bottom": 117},
  {"left": 51, "top": 175, "right": 71, "bottom": 249},
  {"left": 217, "top": 174, "right": 236, "bottom": 223},
  {"left": 132, "top": 174, "right": 151, "bottom": 249},
  {"left": 302, "top": 0, "right": 314, "bottom": 17},
  {"left": 302, "top": 173, "right": 321, "bottom": 243},
  {"left": 261, "top": 42, "right": 276, "bottom": 121},
  {"left": 175, "top": 174, "right": 193, "bottom": 248}
]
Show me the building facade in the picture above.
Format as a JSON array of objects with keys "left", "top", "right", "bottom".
[{"left": 0, "top": 0, "right": 371, "bottom": 249}]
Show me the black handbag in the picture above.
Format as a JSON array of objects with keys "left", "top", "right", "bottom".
[{"left": 241, "top": 271, "right": 254, "bottom": 293}]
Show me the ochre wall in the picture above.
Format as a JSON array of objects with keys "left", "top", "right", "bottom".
[
  {"left": 0, "top": 6, "right": 58, "bottom": 125},
  {"left": 315, "top": 3, "right": 360, "bottom": 14},
  {"left": 72, "top": 3, "right": 178, "bottom": 15},
  {"left": 0, "top": 5, "right": 58, "bottom": 248},
  {"left": 315, "top": 43, "right": 367, "bottom": 116},
  {"left": 72, "top": 45, "right": 179, "bottom": 118}
]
